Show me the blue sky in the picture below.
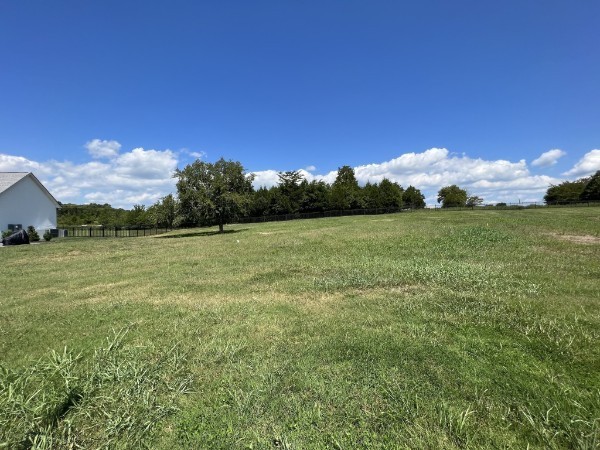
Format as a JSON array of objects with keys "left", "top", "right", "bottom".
[{"left": 1, "top": 1, "right": 599, "bottom": 207}]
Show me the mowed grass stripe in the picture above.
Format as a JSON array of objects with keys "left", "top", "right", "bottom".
[{"left": 1, "top": 208, "right": 599, "bottom": 448}]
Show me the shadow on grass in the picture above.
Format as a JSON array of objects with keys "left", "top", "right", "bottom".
[{"left": 156, "top": 228, "right": 249, "bottom": 239}]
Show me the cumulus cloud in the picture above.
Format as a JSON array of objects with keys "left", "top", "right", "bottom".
[
  {"left": 531, "top": 149, "right": 566, "bottom": 167},
  {"left": 0, "top": 141, "right": 177, "bottom": 208},
  {"left": 251, "top": 148, "right": 564, "bottom": 205},
  {"left": 85, "top": 139, "right": 121, "bottom": 159},
  {"left": 2, "top": 143, "right": 596, "bottom": 208},
  {"left": 563, "top": 149, "right": 600, "bottom": 177}
]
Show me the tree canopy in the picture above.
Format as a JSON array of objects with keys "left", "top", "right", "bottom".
[
  {"left": 175, "top": 158, "right": 254, "bottom": 232},
  {"left": 437, "top": 185, "right": 468, "bottom": 208},
  {"left": 330, "top": 166, "right": 364, "bottom": 210},
  {"left": 403, "top": 185, "right": 426, "bottom": 209},
  {"left": 580, "top": 170, "right": 600, "bottom": 201},
  {"left": 544, "top": 178, "right": 588, "bottom": 204}
]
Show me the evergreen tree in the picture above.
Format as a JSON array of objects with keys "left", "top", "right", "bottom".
[
  {"left": 362, "top": 182, "right": 383, "bottom": 208},
  {"left": 330, "top": 166, "right": 364, "bottom": 210},
  {"left": 277, "top": 170, "right": 305, "bottom": 213},
  {"left": 379, "top": 178, "right": 403, "bottom": 208},
  {"left": 580, "top": 170, "right": 600, "bottom": 201},
  {"left": 299, "top": 180, "right": 331, "bottom": 212}
]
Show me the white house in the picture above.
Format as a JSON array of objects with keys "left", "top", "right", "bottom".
[{"left": 0, "top": 172, "right": 61, "bottom": 233}]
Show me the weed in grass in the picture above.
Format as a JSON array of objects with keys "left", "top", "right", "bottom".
[{"left": 0, "top": 327, "right": 192, "bottom": 449}]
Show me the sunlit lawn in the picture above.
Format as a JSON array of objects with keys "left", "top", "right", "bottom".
[{"left": 1, "top": 208, "right": 599, "bottom": 448}]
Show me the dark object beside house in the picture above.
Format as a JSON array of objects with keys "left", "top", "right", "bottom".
[{"left": 1, "top": 229, "right": 30, "bottom": 246}]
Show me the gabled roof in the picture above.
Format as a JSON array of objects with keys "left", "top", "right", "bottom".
[{"left": 0, "top": 172, "right": 61, "bottom": 207}]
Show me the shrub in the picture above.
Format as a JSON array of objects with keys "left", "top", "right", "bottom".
[
  {"left": 27, "top": 225, "right": 40, "bottom": 242},
  {"left": 43, "top": 230, "right": 52, "bottom": 242}
]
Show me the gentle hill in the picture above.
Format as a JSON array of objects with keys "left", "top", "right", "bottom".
[{"left": 1, "top": 208, "right": 599, "bottom": 448}]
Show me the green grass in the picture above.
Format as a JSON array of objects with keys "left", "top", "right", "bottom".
[{"left": 1, "top": 208, "right": 599, "bottom": 449}]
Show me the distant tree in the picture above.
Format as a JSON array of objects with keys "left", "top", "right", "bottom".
[
  {"left": 268, "top": 187, "right": 293, "bottom": 215},
  {"left": 127, "top": 204, "right": 152, "bottom": 227},
  {"left": 277, "top": 170, "right": 305, "bottom": 213},
  {"left": 580, "top": 170, "right": 600, "bottom": 201},
  {"left": 175, "top": 158, "right": 254, "bottom": 233},
  {"left": 466, "top": 195, "right": 484, "bottom": 207},
  {"left": 57, "top": 203, "right": 148, "bottom": 227},
  {"left": 379, "top": 178, "right": 403, "bottom": 208},
  {"left": 363, "top": 182, "right": 383, "bottom": 209},
  {"left": 149, "top": 194, "right": 177, "bottom": 228},
  {"left": 250, "top": 187, "right": 272, "bottom": 216},
  {"left": 299, "top": 180, "right": 331, "bottom": 212},
  {"left": 330, "top": 166, "right": 364, "bottom": 210},
  {"left": 403, "top": 185, "right": 426, "bottom": 209},
  {"left": 437, "top": 185, "right": 467, "bottom": 208},
  {"left": 544, "top": 178, "right": 588, "bottom": 204}
]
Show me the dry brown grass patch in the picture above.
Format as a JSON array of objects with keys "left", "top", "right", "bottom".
[{"left": 546, "top": 232, "right": 600, "bottom": 245}]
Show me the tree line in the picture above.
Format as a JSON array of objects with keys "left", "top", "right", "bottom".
[
  {"left": 543, "top": 170, "right": 600, "bottom": 204},
  {"left": 58, "top": 158, "right": 599, "bottom": 231},
  {"left": 58, "top": 159, "right": 427, "bottom": 229}
]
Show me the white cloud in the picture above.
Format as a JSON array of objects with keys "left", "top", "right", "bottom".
[
  {"left": 179, "top": 148, "right": 207, "bottom": 160},
  {"left": 251, "top": 147, "right": 564, "bottom": 205},
  {"left": 0, "top": 142, "right": 177, "bottom": 208},
  {"left": 85, "top": 139, "right": 121, "bottom": 159},
  {"left": 563, "top": 149, "right": 600, "bottom": 177},
  {"left": 2, "top": 143, "right": 596, "bottom": 209},
  {"left": 114, "top": 148, "right": 177, "bottom": 179},
  {"left": 531, "top": 149, "right": 566, "bottom": 167},
  {"left": 251, "top": 170, "right": 280, "bottom": 188}
]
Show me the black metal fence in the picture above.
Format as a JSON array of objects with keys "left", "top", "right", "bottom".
[
  {"left": 428, "top": 200, "right": 600, "bottom": 211},
  {"left": 60, "top": 200, "right": 599, "bottom": 237},
  {"left": 64, "top": 226, "right": 170, "bottom": 238},
  {"left": 237, "top": 200, "right": 600, "bottom": 224},
  {"left": 237, "top": 207, "right": 405, "bottom": 224}
]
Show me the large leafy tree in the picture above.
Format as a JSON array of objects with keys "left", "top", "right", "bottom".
[
  {"left": 403, "top": 185, "right": 426, "bottom": 209},
  {"left": 175, "top": 158, "right": 254, "bottom": 232},
  {"left": 437, "top": 185, "right": 467, "bottom": 208}
]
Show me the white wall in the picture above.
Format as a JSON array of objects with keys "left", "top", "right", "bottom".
[{"left": 0, "top": 176, "right": 58, "bottom": 232}]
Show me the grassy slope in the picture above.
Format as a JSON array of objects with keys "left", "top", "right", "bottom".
[{"left": 1, "top": 208, "right": 599, "bottom": 449}]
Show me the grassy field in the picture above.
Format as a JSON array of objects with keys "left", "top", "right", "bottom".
[{"left": 1, "top": 208, "right": 599, "bottom": 449}]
